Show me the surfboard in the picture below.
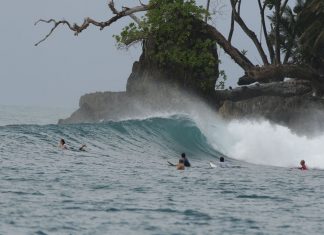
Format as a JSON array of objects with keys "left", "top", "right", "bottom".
[
  {"left": 167, "top": 161, "right": 176, "bottom": 166},
  {"left": 209, "top": 162, "right": 217, "bottom": 168}
]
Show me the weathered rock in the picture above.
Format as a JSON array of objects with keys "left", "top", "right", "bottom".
[
  {"left": 58, "top": 83, "right": 209, "bottom": 124},
  {"left": 215, "top": 80, "right": 312, "bottom": 102},
  {"left": 219, "top": 94, "right": 324, "bottom": 135}
]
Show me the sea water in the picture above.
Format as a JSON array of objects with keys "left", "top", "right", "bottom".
[{"left": 1, "top": 105, "right": 324, "bottom": 235}]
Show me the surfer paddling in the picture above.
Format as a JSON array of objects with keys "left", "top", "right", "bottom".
[
  {"left": 181, "top": 153, "right": 191, "bottom": 167},
  {"left": 59, "top": 138, "right": 87, "bottom": 152}
]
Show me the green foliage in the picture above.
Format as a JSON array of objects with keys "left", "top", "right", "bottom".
[
  {"left": 297, "top": 0, "right": 324, "bottom": 63},
  {"left": 215, "top": 70, "right": 227, "bottom": 89},
  {"left": 240, "top": 49, "right": 248, "bottom": 56},
  {"left": 267, "top": 0, "right": 324, "bottom": 64},
  {"left": 115, "top": 0, "right": 218, "bottom": 78}
]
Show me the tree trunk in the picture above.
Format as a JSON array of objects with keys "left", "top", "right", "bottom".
[
  {"left": 204, "top": 22, "right": 254, "bottom": 71},
  {"left": 275, "top": 0, "right": 281, "bottom": 64},
  {"left": 215, "top": 80, "right": 312, "bottom": 101},
  {"left": 238, "top": 64, "right": 321, "bottom": 85},
  {"left": 205, "top": 0, "right": 211, "bottom": 22}
]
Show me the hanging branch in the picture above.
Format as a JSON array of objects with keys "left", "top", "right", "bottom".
[
  {"left": 205, "top": 0, "right": 211, "bottom": 22},
  {"left": 258, "top": 0, "right": 275, "bottom": 63},
  {"left": 229, "top": 0, "right": 269, "bottom": 65}
]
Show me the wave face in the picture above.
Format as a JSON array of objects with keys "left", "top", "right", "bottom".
[
  {"left": 0, "top": 115, "right": 222, "bottom": 162},
  {"left": 2, "top": 108, "right": 324, "bottom": 169}
]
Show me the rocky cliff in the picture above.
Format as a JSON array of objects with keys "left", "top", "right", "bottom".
[
  {"left": 216, "top": 80, "right": 324, "bottom": 135},
  {"left": 59, "top": 19, "right": 220, "bottom": 124},
  {"left": 59, "top": 24, "right": 324, "bottom": 135}
]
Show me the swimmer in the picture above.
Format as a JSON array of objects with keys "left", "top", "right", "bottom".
[
  {"left": 177, "top": 159, "right": 185, "bottom": 170},
  {"left": 181, "top": 153, "right": 191, "bottom": 167},
  {"left": 59, "top": 139, "right": 68, "bottom": 150},
  {"left": 298, "top": 160, "right": 308, "bottom": 170}
]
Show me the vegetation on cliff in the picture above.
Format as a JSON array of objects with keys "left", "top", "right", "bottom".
[{"left": 35, "top": 0, "right": 324, "bottom": 95}]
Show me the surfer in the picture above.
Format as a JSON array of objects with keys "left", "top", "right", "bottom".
[
  {"left": 59, "top": 139, "right": 68, "bottom": 150},
  {"left": 79, "top": 144, "right": 87, "bottom": 151},
  {"left": 177, "top": 159, "right": 185, "bottom": 170},
  {"left": 210, "top": 157, "right": 226, "bottom": 168},
  {"left": 298, "top": 160, "right": 308, "bottom": 170},
  {"left": 59, "top": 139, "right": 86, "bottom": 152},
  {"left": 181, "top": 153, "right": 191, "bottom": 167}
]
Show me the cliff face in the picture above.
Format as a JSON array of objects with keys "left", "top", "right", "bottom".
[
  {"left": 217, "top": 80, "right": 324, "bottom": 135},
  {"left": 59, "top": 21, "right": 324, "bottom": 135}
]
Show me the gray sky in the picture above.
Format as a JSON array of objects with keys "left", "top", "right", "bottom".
[{"left": 0, "top": 0, "right": 264, "bottom": 108}]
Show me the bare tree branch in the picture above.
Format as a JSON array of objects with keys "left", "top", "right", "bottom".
[
  {"left": 280, "top": 0, "right": 289, "bottom": 17},
  {"left": 204, "top": 21, "right": 255, "bottom": 71},
  {"left": 35, "top": 2, "right": 152, "bottom": 46},
  {"left": 258, "top": 0, "right": 275, "bottom": 63},
  {"left": 228, "top": 0, "right": 241, "bottom": 43},
  {"left": 230, "top": 0, "right": 269, "bottom": 65},
  {"left": 228, "top": 13, "right": 235, "bottom": 43},
  {"left": 109, "top": 0, "right": 141, "bottom": 25},
  {"left": 122, "top": 7, "right": 141, "bottom": 25},
  {"left": 205, "top": 0, "right": 211, "bottom": 22},
  {"left": 34, "top": 19, "right": 74, "bottom": 46}
]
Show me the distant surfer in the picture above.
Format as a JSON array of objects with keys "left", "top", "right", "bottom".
[
  {"left": 59, "top": 139, "right": 86, "bottom": 152},
  {"left": 181, "top": 153, "right": 191, "bottom": 167},
  {"left": 210, "top": 156, "right": 226, "bottom": 168},
  {"left": 79, "top": 144, "right": 87, "bottom": 151},
  {"left": 59, "top": 139, "right": 68, "bottom": 150},
  {"left": 177, "top": 159, "right": 185, "bottom": 170},
  {"left": 298, "top": 160, "right": 308, "bottom": 170},
  {"left": 219, "top": 156, "right": 226, "bottom": 167}
]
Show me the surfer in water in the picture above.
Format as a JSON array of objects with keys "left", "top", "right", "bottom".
[
  {"left": 177, "top": 159, "right": 185, "bottom": 170},
  {"left": 181, "top": 153, "right": 191, "bottom": 167},
  {"left": 298, "top": 160, "right": 308, "bottom": 170},
  {"left": 220, "top": 157, "right": 224, "bottom": 162},
  {"left": 59, "top": 139, "right": 68, "bottom": 150},
  {"left": 59, "top": 139, "right": 86, "bottom": 151},
  {"left": 79, "top": 144, "right": 87, "bottom": 151}
]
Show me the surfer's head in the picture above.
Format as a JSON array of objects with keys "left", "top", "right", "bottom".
[
  {"left": 60, "top": 139, "right": 65, "bottom": 145},
  {"left": 220, "top": 157, "right": 224, "bottom": 162},
  {"left": 181, "top": 153, "right": 186, "bottom": 159},
  {"left": 300, "top": 160, "right": 305, "bottom": 166},
  {"left": 179, "top": 159, "right": 184, "bottom": 164}
]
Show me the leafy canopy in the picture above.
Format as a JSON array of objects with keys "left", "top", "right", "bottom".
[{"left": 114, "top": 0, "right": 218, "bottom": 78}]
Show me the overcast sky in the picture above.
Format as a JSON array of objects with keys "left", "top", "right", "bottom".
[{"left": 0, "top": 0, "right": 264, "bottom": 108}]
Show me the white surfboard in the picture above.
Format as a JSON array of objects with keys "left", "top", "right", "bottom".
[{"left": 209, "top": 162, "right": 217, "bottom": 168}]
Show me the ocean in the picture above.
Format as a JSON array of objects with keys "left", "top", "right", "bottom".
[{"left": 1, "top": 104, "right": 324, "bottom": 235}]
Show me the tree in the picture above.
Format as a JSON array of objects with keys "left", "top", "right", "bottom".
[
  {"left": 297, "top": 0, "right": 324, "bottom": 67},
  {"left": 35, "top": 0, "right": 324, "bottom": 94}
]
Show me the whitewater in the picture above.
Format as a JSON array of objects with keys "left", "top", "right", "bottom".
[{"left": 1, "top": 104, "right": 324, "bottom": 234}]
